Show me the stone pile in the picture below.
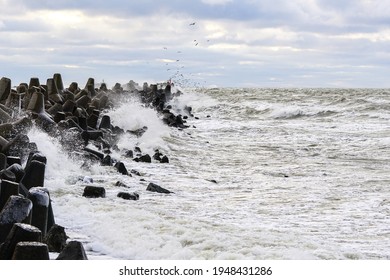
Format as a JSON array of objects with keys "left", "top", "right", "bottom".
[{"left": 0, "top": 73, "right": 191, "bottom": 259}]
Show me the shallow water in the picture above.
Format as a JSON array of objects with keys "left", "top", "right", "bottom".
[{"left": 28, "top": 88, "right": 390, "bottom": 260}]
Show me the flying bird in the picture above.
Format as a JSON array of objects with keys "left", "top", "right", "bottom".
[{"left": 189, "top": 22, "right": 196, "bottom": 26}]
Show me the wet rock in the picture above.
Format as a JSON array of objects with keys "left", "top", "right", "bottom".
[
  {"left": 128, "top": 126, "right": 148, "bottom": 137},
  {"left": 82, "top": 186, "right": 106, "bottom": 198},
  {"left": 0, "top": 153, "right": 6, "bottom": 170},
  {"left": 101, "top": 154, "right": 113, "bottom": 166},
  {"left": 160, "top": 155, "right": 169, "bottom": 163},
  {"left": 115, "top": 181, "right": 128, "bottom": 188},
  {"left": 146, "top": 183, "right": 173, "bottom": 194},
  {"left": 7, "top": 156, "right": 21, "bottom": 166},
  {"left": 0, "top": 77, "right": 11, "bottom": 102},
  {"left": 44, "top": 224, "right": 68, "bottom": 253},
  {"left": 0, "top": 180, "right": 19, "bottom": 212},
  {"left": 0, "top": 196, "right": 33, "bottom": 242},
  {"left": 153, "top": 150, "right": 163, "bottom": 161},
  {"left": 12, "top": 241, "right": 49, "bottom": 260},
  {"left": 115, "top": 161, "right": 129, "bottom": 175},
  {"left": 28, "top": 187, "right": 50, "bottom": 237},
  {"left": 26, "top": 151, "right": 47, "bottom": 165},
  {"left": 56, "top": 240, "right": 88, "bottom": 260},
  {"left": 84, "top": 147, "right": 104, "bottom": 160},
  {"left": 123, "top": 149, "right": 134, "bottom": 158},
  {"left": 6, "top": 164, "right": 24, "bottom": 183},
  {"left": 131, "top": 169, "right": 142, "bottom": 176},
  {"left": 0, "top": 169, "right": 16, "bottom": 181},
  {"left": 99, "top": 115, "right": 111, "bottom": 130},
  {"left": 117, "top": 192, "right": 139, "bottom": 201},
  {"left": 0, "top": 223, "right": 42, "bottom": 260},
  {"left": 134, "top": 154, "right": 151, "bottom": 163},
  {"left": 20, "top": 159, "right": 46, "bottom": 190}
]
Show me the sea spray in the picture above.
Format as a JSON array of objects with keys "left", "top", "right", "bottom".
[{"left": 107, "top": 99, "right": 171, "bottom": 155}]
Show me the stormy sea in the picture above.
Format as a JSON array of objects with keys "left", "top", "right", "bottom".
[{"left": 28, "top": 87, "right": 390, "bottom": 260}]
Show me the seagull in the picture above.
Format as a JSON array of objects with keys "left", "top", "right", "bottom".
[{"left": 189, "top": 22, "right": 196, "bottom": 26}]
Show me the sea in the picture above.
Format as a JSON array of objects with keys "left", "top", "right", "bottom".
[{"left": 26, "top": 87, "right": 390, "bottom": 260}]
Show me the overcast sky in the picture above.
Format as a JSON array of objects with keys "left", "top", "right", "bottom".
[{"left": 1, "top": 0, "right": 390, "bottom": 88}]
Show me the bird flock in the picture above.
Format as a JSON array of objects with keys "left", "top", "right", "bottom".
[{"left": 161, "top": 21, "right": 211, "bottom": 88}]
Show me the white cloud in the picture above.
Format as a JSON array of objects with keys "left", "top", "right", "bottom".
[
  {"left": 201, "top": 0, "right": 233, "bottom": 5},
  {"left": 0, "top": 0, "right": 390, "bottom": 87}
]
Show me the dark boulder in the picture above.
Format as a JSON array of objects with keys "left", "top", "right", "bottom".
[
  {"left": 20, "top": 159, "right": 46, "bottom": 190},
  {"left": 101, "top": 155, "right": 113, "bottom": 166},
  {"left": 56, "top": 241, "right": 88, "bottom": 260},
  {"left": 160, "top": 155, "right": 169, "bottom": 163},
  {"left": 28, "top": 187, "right": 50, "bottom": 237},
  {"left": 0, "top": 180, "right": 19, "bottom": 212},
  {"left": 134, "top": 154, "right": 151, "bottom": 163},
  {"left": 99, "top": 115, "right": 112, "bottom": 130},
  {"left": 146, "top": 183, "right": 173, "bottom": 194},
  {"left": 115, "top": 161, "right": 128, "bottom": 175},
  {"left": 0, "top": 223, "right": 42, "bottom": 260},
  {"left": 44, "top": 224, "right": 68, "bottom": 253},
  {"left": 6, "top": 164, "right": 25, "bottom": 183},
  {"left": 0, "top": 196, "right": 33, "bottom": 242},
  {"left": 12, "top": 241, "right": 49, "bottom": 260},
  {"left": 82, "top": 186, "right": 106, "bottom": 198},
  {"left": 117, "top": 192, "right": 139, "bottom": 201}
]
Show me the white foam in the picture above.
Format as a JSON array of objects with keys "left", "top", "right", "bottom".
[{"left": 107, "top": 100, "right": 170, "bottom": 154}]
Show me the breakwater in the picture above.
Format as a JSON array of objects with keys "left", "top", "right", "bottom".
[{"left": 0, "top": 74, "right": 190, "bottom": 259}]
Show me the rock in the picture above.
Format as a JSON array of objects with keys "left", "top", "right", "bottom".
[
  {"left": 0, "top": 77, "right": 11, "bottom": 103},
  {"left": 7, "top": 156, "right": 21, "bottom": 166},
  {"left": 134, "top": 154, "right": 151, "bottom": 163},
  {"left": 0, "top": 169, "right": 16, "bottom": 181},
  {"left": 101, "top": 155, "right": 113, "bottom": 166},
  {"left": 12, "top": 241, "right": 49, "bottom": 260},
  {"left": 130, "top": 169, "right": 141, "bottom": 176},
  {"left": 20, "top": 160, "right": 46, "bottom": 190},
  {"left": 128, "top": 126, "right": 148, "bottom": 137},
  {"left": 99, "top": 115, "right": 111, "bottom": 130},
  {"left": 83, "top": 147, "right": 104, "bottom": 160},
  {"left": 0, "top": 153, "right": 7, "bottom": 170},
  {"left": 0, "top": 196, "right": 33, "bottom": 242},
  {"left": 62, "top": 99, "right": 76, "bottom": 113},
  {"left": 3, "top": 133, "right": 31, "bottom": 158},
  {"left": 82, "top": 186, "right": 106, "bottom": 198},
  {"left": 117, "top": 192, "right": 139, "bottom": 201},
  {"left": 87, "top": 111, "right": 99, "bottom": 129},
  {"left": 0, "top": 106, "right": 11, "bottom": 123},
  {"left": 28, "top": 77, "right": 40, "bottom": 89},
  {"left": 26, "top": 151, "right": 47, "bottom": 165},
  {"left": 160, "top": 155, "right": 169, "bottom": 163},
  {"left": 53, "top": 73, "right": 64, "bottom": 92},
  {"left": 0, "top": 180, "right": 19, "bottom": 212},
  {"left": 56, "top": 241, "right": 88, "bottom": 260},
  {"left": 0, "top": 223, "right": 42, "bottom": 260},
  {"left": 44, "top": 224, "right": 68, "bottom": 253},
  {"left": 115, "top": 161, "right": 128, "bottom": 175},
  {"left": 123, "top": 149, "right": 134, "bottom": 158},
  {"left": 28, "top": 187, "right": 50, "bottom": 237},
  {"left": 153, "top": 150, "right": 162, "bottom": 161},
  {"left": 115, "top": 181, "right": 128, "bottom": 188},
  {"left": 146, "top": 183, "right": 173, "bottom": 194},
  {"left": 6, "top": 164, "right": 25, "bottom": 183},
  {"left": 81, "top": 130, "right": 104, "bottom": 142}
]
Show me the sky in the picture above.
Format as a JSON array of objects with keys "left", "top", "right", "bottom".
[{"left": 1, "top": 0, "right": 390, "bottom": 88}]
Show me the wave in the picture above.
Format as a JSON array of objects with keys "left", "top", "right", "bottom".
[{"left": 269, "top": 106, "right": 338, "bottom": 120}]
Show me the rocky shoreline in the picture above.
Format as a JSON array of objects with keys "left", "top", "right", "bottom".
[{"left": 0, "top": 73, "right": 192, "bottom": 260}]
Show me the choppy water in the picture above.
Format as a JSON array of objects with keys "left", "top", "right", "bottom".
[{"left": 28, "top": 88, "right": 390, "bottom": 260}]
